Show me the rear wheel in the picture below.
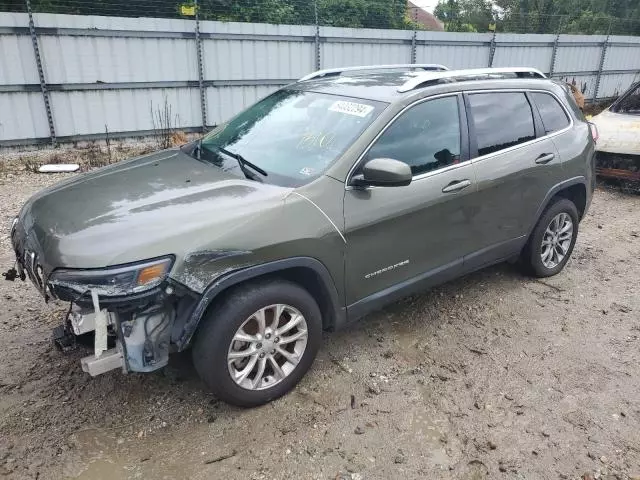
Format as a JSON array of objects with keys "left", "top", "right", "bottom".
[
  {"left": 521, "top": 198, "right": 579, "bottom": 278},
  {"left": 192, "top": 279, "right": 322, "bottom": 407}
]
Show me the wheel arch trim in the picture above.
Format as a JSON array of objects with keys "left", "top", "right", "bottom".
[
  {"left": 528, "top": 176, "right": 587, "bottom": 238},
  {"left": 176, "top": 257, "right": 345, "bottom": 349}
]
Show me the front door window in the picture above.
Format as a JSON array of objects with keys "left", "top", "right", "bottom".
[{"left": 362, "top": 96, "right": 462, "bottom": 176}]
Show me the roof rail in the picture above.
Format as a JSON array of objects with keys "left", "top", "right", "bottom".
[
  {"left": 397, "top": 67, "right": 547, "bottom": 93},
  {"left": 298, "top": 64, "right": 449, "bottom": 82}
]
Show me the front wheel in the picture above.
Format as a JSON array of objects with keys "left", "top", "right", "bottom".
[
  {"left": 192, "top": 279, "right": 322, "bottom": 407},
  {"left": 521, "top": 198, "right": 579, "bottom": 278}
]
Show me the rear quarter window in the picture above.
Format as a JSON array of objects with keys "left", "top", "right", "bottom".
[{"left": 531, "top": 92, "right": 570, "bottom": 134}]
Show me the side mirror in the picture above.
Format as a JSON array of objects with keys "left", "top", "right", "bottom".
[{"left": 351, "top": 158, "right": 412, "bottom": 188}]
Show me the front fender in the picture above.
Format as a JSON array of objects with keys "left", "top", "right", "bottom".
[{"left": 174, "top": 256, "right": 345, "bottom": 350}]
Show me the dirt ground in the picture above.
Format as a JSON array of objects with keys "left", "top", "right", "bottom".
[{"left": 0, "top": 166, "right": 639, "bottom": 480}]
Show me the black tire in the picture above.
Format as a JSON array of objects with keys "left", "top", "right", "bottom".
[
  {"left": 192, "top": 279, "right": 322, "bottom": 407},
  {"left": 521, "top": 198, "right": 579, "bottom": 278}
]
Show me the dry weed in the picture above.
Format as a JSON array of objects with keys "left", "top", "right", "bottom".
[
  {"left": 170, "top": 131, "right": 189, "bottom": 146},
  {"left": 21, "top": 156, "right": 42, "bottom": 173}
]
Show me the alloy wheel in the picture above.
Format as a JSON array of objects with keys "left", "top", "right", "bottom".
[
  {"left": 227, "top": 304, "right": 308, "bottom": 390},
  {"left": 540, "top": 212, "right": 574, "bottom": 269}
]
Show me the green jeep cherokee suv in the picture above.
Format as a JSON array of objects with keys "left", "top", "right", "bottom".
[{"left": 8, "top": 66, "right": 596, "bottom": 407}]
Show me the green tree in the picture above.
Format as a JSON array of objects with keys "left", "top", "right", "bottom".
[
  {"left": 491, "top": 0, "right": 640, "bottom": 34},
  {"left": 437, "top": 0, "right": 640, "bottom": 34},
  {"left": 434, "top": 0, "right": 494, "bottom": 32},
  {"left": 314, "top": 0, "right": 411, "bottom": 29},
  {"left": 201, "top": 0, "right": 299, "bottom": 24},
  {"left": 0, "top": 0, "right": 418, "bottom": 29}
]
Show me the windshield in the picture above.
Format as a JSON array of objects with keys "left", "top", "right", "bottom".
[
  {"left": 199, "top": 89, "right": 386, "bottom": 187},
  {"left": 611, "top": 82, "right": 640, "bottom": 115}
]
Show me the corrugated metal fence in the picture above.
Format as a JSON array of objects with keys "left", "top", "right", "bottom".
[{"left": 1, "top": 11, "right": 640, "bottom": 147}]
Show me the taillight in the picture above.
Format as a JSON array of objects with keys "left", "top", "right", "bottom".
[{"left": 588, "top": 122, "right": 599, "bottom": 142}]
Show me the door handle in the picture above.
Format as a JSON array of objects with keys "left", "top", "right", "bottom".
[
  {"left": 442, "top": 179, "right": 471, "bottom": 193},
  {"left": 535, "top": 153, "right": 555, "bottom": 164}
]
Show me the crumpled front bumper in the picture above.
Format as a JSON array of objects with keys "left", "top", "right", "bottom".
[
  {"left": 8, "top": 226, "right": 185, "bottom": 377},
  {"left": 58, "top": 292, "right": 176, "bottom": 377}
]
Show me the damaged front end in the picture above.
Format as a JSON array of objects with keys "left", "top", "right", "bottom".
[
  {"left": 46, "top": 257, "right": 199, "bottom": 377},
  {"left": 6, "top": 223, "right": 199, "bottom": 376}
]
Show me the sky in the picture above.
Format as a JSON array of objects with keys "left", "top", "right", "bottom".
[{"left": 412, "top": 0, "right": 439, "bottom": 13}]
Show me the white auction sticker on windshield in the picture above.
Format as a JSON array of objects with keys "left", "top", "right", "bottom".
[{"left": 329, "top": 100, "right": 374, "bottom": 117}]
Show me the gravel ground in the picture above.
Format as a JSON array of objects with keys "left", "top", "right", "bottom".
[{"left": 0, "top": 168, "right": 639, "bottom": 480}]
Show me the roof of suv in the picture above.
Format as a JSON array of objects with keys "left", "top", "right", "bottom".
[
  {"left": 291, "top": 67, "right": 556, "bottom": 103},
  {"left": 292, "top": 71, "right": 440, "bottom": 102}
]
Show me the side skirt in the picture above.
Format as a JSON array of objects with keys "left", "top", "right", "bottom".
[
  {"left": 346, "top": 258, "right": 463, "bottom": 323},
  {"left": 344, "top": 236, "right": 526, "bottom": 325}
]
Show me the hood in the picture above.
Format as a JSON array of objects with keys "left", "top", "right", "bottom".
[
  {"left": 16, "top": 149, "right": 289, "bottom": 271},
  {"left": 591, "top": 109, "right": 640, "bottom": 155}
]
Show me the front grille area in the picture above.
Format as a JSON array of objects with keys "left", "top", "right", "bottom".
[{"left": 23, "top": 249, "right": 44, "bottom": 291}]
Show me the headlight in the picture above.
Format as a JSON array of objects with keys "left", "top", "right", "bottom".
[{"left": 49, "top": 256, "right": 174, "bottom": 297}]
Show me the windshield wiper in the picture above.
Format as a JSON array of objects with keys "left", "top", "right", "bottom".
[{"left": 217, "top": 146, "right": 268, "bottom": 178}]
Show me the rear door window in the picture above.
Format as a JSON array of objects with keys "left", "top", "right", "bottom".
[
  {"left": 468, "top": 92, "right": 536, "bottom": 157},
  {"left": 531, "top": 92, "right": 570, "bottom": 134}
]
